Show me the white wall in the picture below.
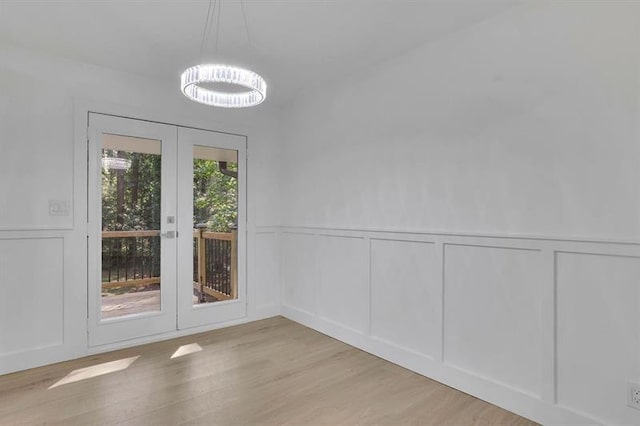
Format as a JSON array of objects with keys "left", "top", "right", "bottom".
[
  {"left": 279, "top": 2, "right": 640, "bottom": 425},
  {"left": 0, "top": 45, "right": 282, "bottom": 373},
  {"left": 281, "top": 2, "right": 640, "bottom": 242}
]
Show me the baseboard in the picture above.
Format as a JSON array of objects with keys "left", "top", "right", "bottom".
[
  {"left": 250, "top": 303, "right": 281, "bottom": 320},
  {"left": 88, "top": 310, "right": 282, "bottom": 356}
]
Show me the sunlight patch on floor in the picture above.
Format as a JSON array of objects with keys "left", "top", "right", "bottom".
[
  {"left": 48, "top": 356, "right": 140, "bottom": 389},
  {"left": 171, "top": 343, "right": 203, "bottom": 359}
]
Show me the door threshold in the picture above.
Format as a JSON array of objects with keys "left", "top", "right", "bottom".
[{"left": 87, "top": 314, "right": 256, "bottom": 355}]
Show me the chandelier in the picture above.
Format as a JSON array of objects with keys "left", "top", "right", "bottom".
[
  {"left": 180, "top": 1, "right": 266, "bottom": 108},
  {"left": 181, "top": 64, "right": 266, "bottom": 108},
  {"left": 102, "top": 157, "right": 131, "bottom": 171}
]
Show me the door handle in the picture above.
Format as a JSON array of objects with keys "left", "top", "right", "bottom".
[{"left": 161, "top": 231, "right": 176, "bottom": 239}]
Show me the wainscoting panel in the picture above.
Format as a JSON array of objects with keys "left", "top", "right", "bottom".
[
  {"left": 282, "top": 232, "right": 317, "bottom": 315},
  {"left": 370, "top": 238, "right": 440, "bottom": 358},
  {"left": 317, "top": 235, "right": 368, "bottom": 333},
  {"left": 252, "top": 231, "right": 281, "bottom": 316},
  {"left": 279, "top": 226, "right": 640, "bottom": 425},
  {"left": 443, "top": 244, "right": 543, "bottom": 398},
  {"left": 556, "top": 252, "right": 640, "bottom": 425},
  {"left": 0, "top": 237, "right": 65, "bottom": 355}
]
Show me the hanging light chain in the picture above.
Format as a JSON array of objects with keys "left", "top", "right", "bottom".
[
  {"left": 199, "top": 0, "right": 253, "bottom": 58},
  {"left": 215, "top": 0, "right": 222, "bottom": 55},
  {"left": 240, "top": 0, "right": 251, "bottom": 46},
  {"left": 199, "top": 0, "right": 215, "bottom": 59}
]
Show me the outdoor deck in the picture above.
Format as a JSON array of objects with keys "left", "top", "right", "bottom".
[
  {"left": 101, "top": 290, "right": 161, "bottom": 319},
  {"left": 101, "top": 290, "right": 200, "bottom": 319},
  {"left": 101, "top": 228, "right": 237, "bottom": 318}
]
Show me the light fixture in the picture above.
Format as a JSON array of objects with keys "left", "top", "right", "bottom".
[
  {"left": 181, "top": 0, "right": 266, "bottom": 108},
  {"left": 181, "top": 64, "right": 266, "bottom": 108},
  {"left": 102, "top": 157, "right": 132, "bottom": 171}
]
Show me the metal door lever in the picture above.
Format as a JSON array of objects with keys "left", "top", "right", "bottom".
[{"left": 161, "top": 231, "right": 176, "bottom": 239}]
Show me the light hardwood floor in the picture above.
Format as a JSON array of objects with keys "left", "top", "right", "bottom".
[{"left": 0, "top": 317, "right": 537, "bottom": 425}]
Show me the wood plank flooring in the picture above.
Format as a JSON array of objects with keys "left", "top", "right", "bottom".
[{"left": 0, "top": 317, "right": 537, "bottom": 425}]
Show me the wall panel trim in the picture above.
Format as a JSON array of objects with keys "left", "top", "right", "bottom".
[{"left": 278, "top": 225, "right": 637, "bottom": 425}]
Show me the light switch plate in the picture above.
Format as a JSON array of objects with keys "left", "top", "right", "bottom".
[
  {"left": 48, "top": 199, "right": 70, "bottom": 216},
  {"left": 629, "top": 381, "right": 640, "bottom": 410}
]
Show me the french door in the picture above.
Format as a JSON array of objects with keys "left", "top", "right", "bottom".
[
  {"left": 88, "top": 113, "right": 246, "bottom": 347},
  {"left": 177, "top": 127, "right": 246, "bottom": 329}
]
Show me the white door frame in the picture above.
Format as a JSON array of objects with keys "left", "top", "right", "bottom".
[
  {"left": 85, "top": 108, "right": 248, "bottom": 347},
  {"left": 71, "top": 99, "right": 252, "bottom": 359},
  {"left": 87, "top": 113, "right": 178, "bottom": 346}
]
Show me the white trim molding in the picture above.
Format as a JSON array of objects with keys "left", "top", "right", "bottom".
[{"left": 278, "top": 225, "right": 640, "bottom": 426}]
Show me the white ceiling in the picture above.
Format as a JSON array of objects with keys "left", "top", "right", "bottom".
[{"left": 0, "top": 0, "right": 522, "bottom": 106}]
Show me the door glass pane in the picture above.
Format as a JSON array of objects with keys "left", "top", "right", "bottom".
[
  {"left": 192, "top": 145, "right": 238, "bottom": 305},
  {"left": 100, "top": 134, "right": 162, "bottom": 318}
]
